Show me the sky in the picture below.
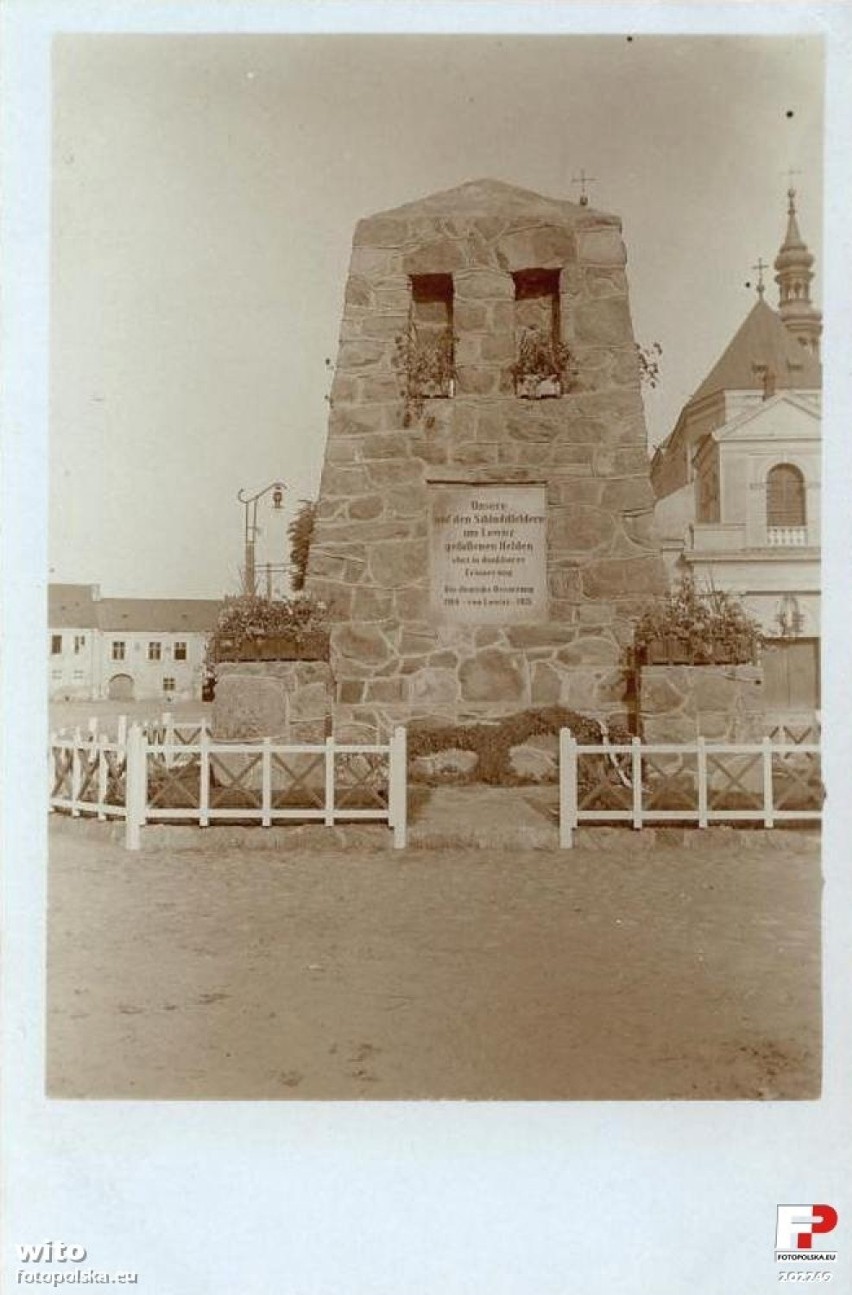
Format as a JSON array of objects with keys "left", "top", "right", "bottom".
[{"left": 49, "top": 33, "right": 823, "bottom": 599}]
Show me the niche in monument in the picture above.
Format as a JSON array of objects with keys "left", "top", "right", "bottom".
[{"left": 429, "top": 483, "right": 547, "bottom": 623}]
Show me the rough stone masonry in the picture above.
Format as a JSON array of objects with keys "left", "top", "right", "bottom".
[{"left": 305, "top": 179, "right": 669, "bottom": 738}]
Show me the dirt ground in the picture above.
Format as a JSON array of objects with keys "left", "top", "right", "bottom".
[{"left": 46, "top": 821, "right": 822, "bottom": 1101}]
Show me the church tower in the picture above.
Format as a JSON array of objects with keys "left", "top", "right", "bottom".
[{"left": 774, "top": 186, "right": 822, "bottom": 359}]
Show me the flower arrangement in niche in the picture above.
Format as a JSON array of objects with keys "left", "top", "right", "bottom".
[
  {"left": 393, "top": 324, "right": 456, "bottom": 425},
  {"left": 511, "top": 327, "right": 576, "bottom": 398},
  {"left": 207, "top": 594, "right": 330, "bottom": 664},
  {"left": 633, "top": 574, "right": 761, "bottom": 666}
]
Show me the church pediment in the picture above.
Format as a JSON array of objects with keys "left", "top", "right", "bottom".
[{"left": 712, "top": 392, "right": 821, "bottom": 444}]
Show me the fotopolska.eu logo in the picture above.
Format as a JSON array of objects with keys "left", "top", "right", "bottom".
[{"left": 776, "top": 1206, "right": 838, "bottom": 1262}]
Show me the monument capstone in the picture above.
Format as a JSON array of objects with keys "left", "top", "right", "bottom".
[{"left": 305, "top": 178, "right": 668, "bottom": 736}]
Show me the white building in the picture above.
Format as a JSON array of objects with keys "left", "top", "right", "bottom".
[
  {"left": 651, "top": 188, "right": 821, "bottom": 714},
  {"left": 49, "top": 584, "right": 220, "bottom": 702}
]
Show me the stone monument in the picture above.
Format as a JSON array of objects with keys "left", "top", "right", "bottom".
[{"left": 305, "top": 179, "right": 668, "bottom": 736}]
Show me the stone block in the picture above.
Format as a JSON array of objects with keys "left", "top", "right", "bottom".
[
  {"left": 638, "top": 672, "right": 686, "bottom": 715},
  {"left": 454, "top": 301, "right": 488, "bottom": 330},
  {"left": 403, "top": 238, "right": 468, "bottom": 275},
  {"left": 577, "top": 227, "right": 627, "bottom": 266},
  {"left": 349, "top": 246, "right": 395, "bottom": 277},
  {"left": 333, "top": 624, "right": 392, "bottom": 669},
  {"left": 354, "top": 215, "right": 411, "bottom": 246},
  {"left": 344, "top": 275, "right": 373, "bottom": 308},
  {"left": 348, "top": 494, "right": 384, "bottom": 521},
  {"left": 549, "top": 504, "right": 617, "bottom": 552},
  {"left": 357, "top": 375, "right": 402, "bottom": 403},
  {"left": 405, "top": 668, "right": 460, "bottom": 706},
  {"left": 213, "top": 675, "right": 288, "bottom": 740},
  {"left": 337, "top": 339, "right": 389, "bottom": 370},
  {"left": 582, "top": 267, "right": 629, "bottom": 298},
  {"left": 506, "top": 624, "right": 575, "bottom": 648},
  {"left": 368, "top": 538, "right": 428, "bottom": 587},
  {"left": 364, "top": 677, "right": 405, "bottom": 703},
  {"left": 360, "top": 431, "right": 412, "bottom": 460},
  {"left": 509, "top": 741, "right": 558, "bottom": 782},
  {"left": 600, "top": 477, "right": 655, "bottom": 511},
  {"left": 412, "top": 749, "right": 478, "bottom": 780},
  {"left": 556, "top": 636, "right": 620, "bottom": 666},
  {"left": 575, "top": 298, "right": 634, "bottom": 347},
  {"left": 454, "top": 367, "right": 501, "bottom": 397},
  {"left": 531, "top": 662, "right": 561, "bottom": 704},
  {"left": 454, "top": 268, "right": 514, "bottom": 299},
  {"left": 582, "top": 555, "right": 668, "bottom": 600},
  {"left": 459, "top": 649, "right": 527, "bottom": 703}
]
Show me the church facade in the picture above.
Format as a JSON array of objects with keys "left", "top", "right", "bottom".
[{"left": 650, "top": 188, "right": 822, "bottom": 716}]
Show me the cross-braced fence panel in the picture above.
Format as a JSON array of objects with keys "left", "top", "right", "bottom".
[
  {"left": 334, "top": 750, "right": 391, "bottom": 813},
  {"left": 560, "top": 732, "right": 823, "bottom": 846},
  {"left": 270, "top": 751, "right": 325, "bottom": 811}
]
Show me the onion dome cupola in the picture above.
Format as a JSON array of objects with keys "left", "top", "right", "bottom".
[{"left": 774, "top": 186, "right": 822, "bottom": 359}]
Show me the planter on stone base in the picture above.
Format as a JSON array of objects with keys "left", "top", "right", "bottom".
[
  {"left": 214, "top": 630, "right": 330, "bottom": 663},
  {"left": 515, "top": 374, "right": 562, "bottom": 399},
  {"left": 640, "top": 636, "right": 754, "bottom": 667}
]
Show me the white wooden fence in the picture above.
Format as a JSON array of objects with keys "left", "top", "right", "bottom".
[
  {"left": 49, "top": 717, "right": 408, "bottom": 850},
  {"left": 559, "top": 731, "right": 822, "bottom": 848}
]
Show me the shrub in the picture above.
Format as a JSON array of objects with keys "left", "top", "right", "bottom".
[
  {"left": 408, "top": 706, "right": 632, "bottom": 787},
  {"left": 633, "top": 574, "right": 761, "bottom": 665},
  {"left": 206, "top": 594, "right": 329, "bottom": 665}
]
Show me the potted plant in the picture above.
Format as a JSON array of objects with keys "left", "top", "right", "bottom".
[
  {"left": 511, "top": 327, "right": 576, "bottom": 399},
  {"left": 633, "top": 575, "right": 761, "bottom": 666},
  {"left": 393, "top": 324, "right": 456, "bottom": 425},
  {"left": 207, "top": 594, "right": 330, "bottom": 665}
]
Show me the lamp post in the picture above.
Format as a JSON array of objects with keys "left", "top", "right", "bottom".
[{"left": 237, "top": 481, "right": 286, "bottom": 597}]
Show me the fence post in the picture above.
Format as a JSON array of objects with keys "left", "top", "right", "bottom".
[
  {"left": 631, "top": 737, "right": 643, "bottom": 829},
  {"left": 389, "top": 726, "right": 407, "bottom": 849},
  {"left": 696, "top": 736, "right": 708, "bottom": 829},
  {"left": 97, "top": 734, "right": 108, "bottom": 820},
  {"left": 199, "top": 726, "right": 210, "bottom": 827},
  {"left": 324, "top": 735, "right": 335, "bottom": 827},
  {"left": 262, "top": 737, "right": 272, "bottom": 828},
  {"left": 559, "top": 728, "right": 577, "bottom": 849},
  {"left": 71, "top": 739, "right": 82, "bottom": 818},
  {"left": 124, "top": 723, "right": 145, "bottom": 851},
  {"left": 163, "top": 711, "right": 175, "bottom": 769},
  {"left": 48, "top": 733, "right": 56, "bottom": 813},
  {"left": 762, "top": 735, "right": 775, "bottom": 829}
]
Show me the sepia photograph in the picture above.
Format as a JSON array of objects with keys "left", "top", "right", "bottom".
[
  {"left": 5, "top": 8, "right": 852, "bottom": 1293},
  {"left": 44, "top": 31, "right": 827, "bottom": 1102},
  {"left": 44, "top": 32, "right": 823, "bottom": 1103}
]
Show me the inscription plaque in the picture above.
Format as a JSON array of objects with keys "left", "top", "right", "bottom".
[{"left": 429, "top": 484, "right": 547, "bottom": 623}]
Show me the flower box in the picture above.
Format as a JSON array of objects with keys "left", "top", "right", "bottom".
[
  {"left": 215, "top": 630, "right": 329, "bottom": 663},
  {"left": 515, "top": 373, "right": 562, "bottom": 400},
  {"left": 640, "top": 636, "right": 755, "bottom": 667}
]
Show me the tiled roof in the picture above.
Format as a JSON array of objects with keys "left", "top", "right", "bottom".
[
  {"left": 48, "top": 584, "right": 99, "bottom": 629},
  {"left": 692, "top": 299, "right": 821, "bottom": 403},
  {"left": 96, "top": 599, "right": 221, "bottom": 633}
]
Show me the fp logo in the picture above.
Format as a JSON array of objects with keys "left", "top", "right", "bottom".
[{"left": 776, "top": 1205, "right": 838, "bottom": 1251}]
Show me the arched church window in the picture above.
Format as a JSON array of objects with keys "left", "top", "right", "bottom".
[{"left": 767, "top": 463, "right": 807, "bottom": 545}]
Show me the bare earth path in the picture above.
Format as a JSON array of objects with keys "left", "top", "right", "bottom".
[{"left": 47, "top": 823, "right": 821, "bottom": 1100}]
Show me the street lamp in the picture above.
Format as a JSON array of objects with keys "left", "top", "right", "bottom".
[{"left": 237, "top": 481, "right": 287, "bottom": 597}]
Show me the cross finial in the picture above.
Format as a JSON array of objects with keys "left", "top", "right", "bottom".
[
  {"left": 785, "top": 167, "right": 802, "bottom": 210},
  {"left": 751, "top": 257, "right": 769, "bottom": 299},
  {"left": 571, "top": 168, "right": 598, "bottom": 207}
]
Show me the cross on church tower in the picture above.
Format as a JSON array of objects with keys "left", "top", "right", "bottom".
[
  {"left": 571, "top": 169, "right": 598, "bottom": 207},
  {"left": 751, "top": 257, "right": 769, "bottom": 299}
]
